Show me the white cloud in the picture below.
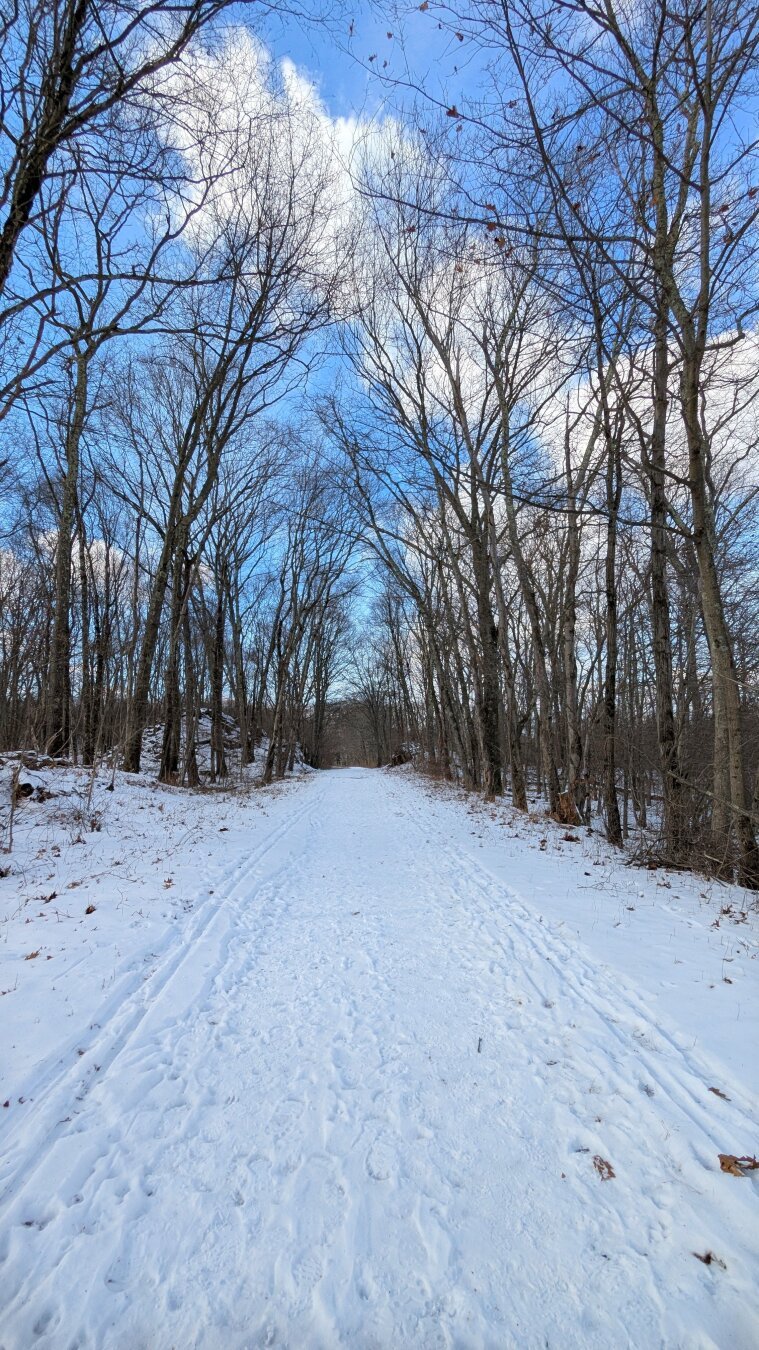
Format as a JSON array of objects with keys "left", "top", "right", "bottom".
[{"left": 152, "top": 27, "right": 394, "bottom": 315}]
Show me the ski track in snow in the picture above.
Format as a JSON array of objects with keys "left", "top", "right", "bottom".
[{"left": 1, "top": 768, "right": 757, "bottom": 1349}]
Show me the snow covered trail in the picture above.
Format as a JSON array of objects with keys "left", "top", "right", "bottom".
[{"left": 1, "top": 768, "right": 757, "bottom": 1349}]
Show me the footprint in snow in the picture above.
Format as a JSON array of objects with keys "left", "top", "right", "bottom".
[
  {"left": 32, "top": 1307, "right": 59, "bottom": 1338},
  {"left": 291, "top": 1249, "right": 324, "bottom": 1303},
  {"left": 366, "top": 1140, "right": 395, "bottom": 1181}
]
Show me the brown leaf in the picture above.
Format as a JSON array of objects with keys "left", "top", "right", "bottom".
[
  {"left": 708, "top": 1087, "right": 730, "bottom": 1101},
  {"left": 718, "top": 1153, "right": 759, "bottom": 1176},
  {"left": 85, "top": 904, "right": 96, "bottom": 915},
  {"left": 446, "top": 105, "right": 460, "bottom": 118},
  {"left": 24, "top": 950, "right": 40, "bottom": 961},
  {"left": 593, "top": 1155, "right": 615, "bottom": 1180},
  {"left": 693, "top": 1250, "right": 726, "bottom": 1268}
]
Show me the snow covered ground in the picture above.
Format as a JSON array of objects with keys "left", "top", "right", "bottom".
[{"left": 0, "top": 764, "right": 757, "bottom": 1348}]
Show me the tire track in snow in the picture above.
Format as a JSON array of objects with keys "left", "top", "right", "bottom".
[
  {"left": 409, "top": 788, "right": 757, "bottom": 1146},
  {"left": 393, "top": 775, "right": 759, "bottom": 1331},
  {"left": 0, "top": 777, "right": 325, "bottom": 1210},
  {"left": 0, "top": 780, "right": 345, "bottom": 1347},
  {"left": 1, "top": 770, "right": 756, "bottom": 1349}
]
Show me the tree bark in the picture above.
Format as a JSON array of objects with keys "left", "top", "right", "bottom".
[{"left": 46, "top": 348, "right": 88, "bottom": 757}]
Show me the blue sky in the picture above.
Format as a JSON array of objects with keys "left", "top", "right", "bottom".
[
  {"left": 241, "top": 3, "right": 495, "bottom": 427},
  {"left": 257, "top": 1, "right": 481, "bottom": 124}
]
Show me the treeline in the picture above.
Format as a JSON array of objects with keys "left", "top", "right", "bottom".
[
  {"left": 0, "top": 4, "right": 355, "bottom": 784},
  {"left": 322, "top": 0, "right": 759, "bottom": 886},
  {"left": 1, "top": 0, "right": 758, "bottom": 888}
]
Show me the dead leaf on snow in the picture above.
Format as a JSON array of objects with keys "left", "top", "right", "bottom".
[
  {"left": 693, "top": 1250, "right": 726, "bottom": 1268},
  {"left": 718, "top": 1153, "right": 759, "bottom": 1176},
  {"left": 24, "top": 950, "right": 40, "bottom": 960},
  {"left": 708, "top": 1087, "right": 730, "bottom": 1101},
  {"left": 593, "top": 1155, "right": 615, "bottom": 1180}
]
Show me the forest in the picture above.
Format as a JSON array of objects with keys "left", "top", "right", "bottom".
[
  {"left": 1, "top": 0, "right": 758, "bottom": 886},
  {"left": 2, "top": 5, "right": 759, "bottom": 1347}
]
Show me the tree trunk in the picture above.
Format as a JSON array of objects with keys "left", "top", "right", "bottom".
[
  {"left": 562, "top": 480, "right": 583, "bottom": 819},
  {"left": 210, "top": 565, "right": 228, "bottom": 781},
  {"left": 500, "top": 454, "right": 561, "bottom": 814},
  {"left": 647, "top": 301, "right": 684, "bottom": 857},
  {"left": 681, "top": 366, "right": 758, "bottom": 886},
  {"left": 182, "top": 559, "right": 200, "bottom": 787},
  {"left": 123, "top": 513, "right": 180, "bottom": 773},
  {"left": 602, "top": 438, "right": 623, "bottom": 847},
  {"left": 46, "top": 349, "right": 88, "bottom": 757},
  {"left": 158, "top": 552, "right": 185, "bottom": 784},
  {"left": 472, "top": 535, "right": 503, "bottom": 797}
]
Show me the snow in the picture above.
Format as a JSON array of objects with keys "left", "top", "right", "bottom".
[{"left": 1, "top": 765, "right": 757, "bottom": 1348}]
